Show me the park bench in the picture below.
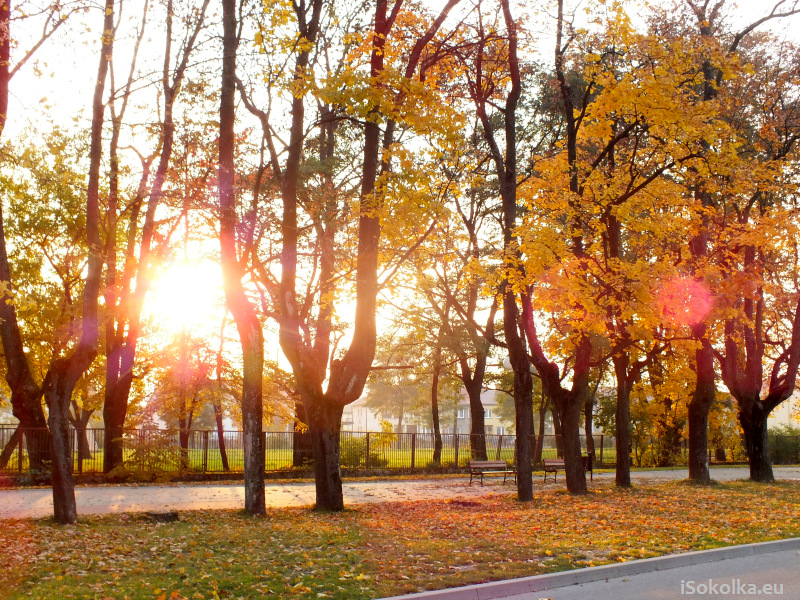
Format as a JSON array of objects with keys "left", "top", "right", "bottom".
[
  {"left": 542, "top": 455, "right": 593, "bottom": 483},
  {"left": 468, "top": 460, "right": 517, "bottom": 486}
]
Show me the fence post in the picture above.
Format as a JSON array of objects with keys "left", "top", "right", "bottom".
[
  {"left": 203, "top": 431, "right": 209, "bottom": 473},
  {"left": 454, "top": 434, "right": 460, "bottom": 468},
  {"left": 411, "top": 433, "right": 416, "bottom": 469},
  {"left": 599, "top": 435, "right": 604, "bottom": 467},
  {"left": 18, "top": 430, "right": 23, "bottom": 474},
  {"left": 261, "top": 432, "right": 267, "bottom": 472},
  {"left": 76, "top": 429, "right": 82, "bottom": 476},
  {"left": 365, "top": 432, "right": 370, "bottom": 470}
]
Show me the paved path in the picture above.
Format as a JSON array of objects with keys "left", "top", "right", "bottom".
[
  {"left": 383, "top": 539, "right": 800, "bottom": 600},
  {"left": 1, "top": 466, "right": 798, "bottom": 520}
]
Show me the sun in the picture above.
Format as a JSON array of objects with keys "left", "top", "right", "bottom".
[{"left": 144, "top": 259, "right": 226, "bottom": 338}]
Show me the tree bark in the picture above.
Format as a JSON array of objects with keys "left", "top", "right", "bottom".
[
  {"left": 688, "top": 328, "right": 715, "bottom": 483},
  {"left": 613, "top": 354, "right": 632, "bottom": 487},
  {"left": 309, "top": 400, "right": 345, "bottom": 511},
  {"left": 740, "top": 402, "right": 773, "bottom": 482}
]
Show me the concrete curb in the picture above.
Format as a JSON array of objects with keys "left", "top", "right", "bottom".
[{"left": 378, "top": 537, "right": 800, "bottom": 600}]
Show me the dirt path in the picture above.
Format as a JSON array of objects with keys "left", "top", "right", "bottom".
[{"left": 2, "top": 465, "right": 797, "bottom": 520}]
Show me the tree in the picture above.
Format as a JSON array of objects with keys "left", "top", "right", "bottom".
[
  {"left": 219, "top": 0, "right": 266, "bottom": 515},
  {"left": 459, "top": 0, "right": 535, "bottom": 500},
  {"left": 676, "top": 0, "right": 800, "bottom": 482},
  {"left": 0, "top": 0, "right": 78, "bottom": 476},
  {"left": 709, "top": 32, "right": 800, "bottom": 481},
  {"left": 239, "top": 0, "right": 465, "bottom": 510},
  {"left": 103, "top": 0, "right": 211, "bottom": 474}
]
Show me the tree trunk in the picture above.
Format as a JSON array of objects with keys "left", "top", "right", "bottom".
[
  {"left": 505, "top": 291, "right": 534, "bottom": 501},
  {"left": 0, "top": 426, "right": 21, "bottom": 469},
  {"left": 0, "top": 0, "right": 53, "bottom": 473},
  {"left": 534, "top": 391, "right": 548, "bottom": 466},
  {"left": 178, "top": 422, "right": 190, "bottom": 470},
  {"left": 43, "top": 362, "right": 80, "bottom": 525},
  {"left": 613, "top": 356, "right": 632, "bottom": 488},
  {"left": 740, "top": 400, "right": 774, "bottom": 482},
  {"left": 309, "top": 400, "right": 345, "bottom": 511},
  {"left": 584, "top": 397, "right": 595, "bottom": 462},
  {"left": 431, "top": 340, "right": 443, "bottom": 465},
  {"left": 220, "top": 0, "right": 265, "bottom": 515},
  {"left": 213, "top": 401, "right": 230, "bottom": 471},
  {"left": 551, "top": 403, "right": 564, "bottom": 458},
  {"left": 688, "top": 331, "right": 715, "bottom": 483},
  {"left": 466, "top": 379, "right": 487, "bottom": 460},
  {"left": 558, "top": 394, "right": 588, "bottom": 494},
  {"left": 70, "top": 408, "right": 93, "bottom": 462},
  {"left": 103, "top": 355, "right": 133, "bottom": 472},
  {"left": 292, "top": 397, "right": 313, "bottom": 467}
]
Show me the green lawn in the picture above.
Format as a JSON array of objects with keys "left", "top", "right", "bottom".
[{"left": 2, "top": 480, "right": 799, "bottom": 599}]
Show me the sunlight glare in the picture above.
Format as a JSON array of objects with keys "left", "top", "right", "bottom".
[{"left": 144, "top": 260, "right": 225, "bottom": 337}]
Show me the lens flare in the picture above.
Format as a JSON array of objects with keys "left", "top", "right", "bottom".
[{"left": 656, "top": 277, "right": 713, "bottom": 327}]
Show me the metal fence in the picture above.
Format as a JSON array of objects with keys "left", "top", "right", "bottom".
[
  {"left": 2, "top": 426, "right": 795, "bottom": 477},
  {"left": 0, "top": 426, "right": 617, "bottom": 476}
]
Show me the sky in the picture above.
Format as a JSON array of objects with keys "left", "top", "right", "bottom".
[{"left": 5, "top": 0, "right": 800, "bottom": 396}]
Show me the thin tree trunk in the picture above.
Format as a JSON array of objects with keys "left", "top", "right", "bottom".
[
  {"left": 613, "top": 355, "right": 632, "bottom": 487},
  {"left": 0, "top": 426, "right": 21, "bottom": 469},
  {"left": 584, "top": 397, "right": 595, "bottom": 462},
  {"left": 213, "top": 324, "right": 230, "bottom": 471},
  {"left": 466, "top": 378, "right": 487, "bottom": 461},
  {"left": 42, "top": 0, "right": 114, "bottom": 524},
  {"left": 431, "top": 328, "right": 444, "bottom": 465},
  {"left": 688, "top": 329, "right": 715, "bottom": 483},
  {"left": 220, "top": 0, "right": 265, "bottom": 515},
  {"left": 534, "top": 391, "right": 548, "bottom": 466},
  {"left": 551, "top": 403, "right": 563, "bottom": 458}
]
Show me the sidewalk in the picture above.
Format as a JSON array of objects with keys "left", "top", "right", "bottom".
[
  {"left": 381, "top": 538, "right": 800, "bottom": 600},
  {"left": 1, "top": 465, "right": 797, "bottom": 520}
]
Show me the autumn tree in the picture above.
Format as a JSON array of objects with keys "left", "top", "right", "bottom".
[
  {"left": 103, "top": 0, "right": 211, "bottom": 474},
  {"left": 0, "top": 0, "right": 79, "bottom": 475},
  {"left": 673, "top": 0, "right": 800, "bottom": 482},
  {"left": 456, "top": 0, "right": 537, "bottom": 500},
  {"left": 706, "top": 30, "right": 800, "bottom": 482}
]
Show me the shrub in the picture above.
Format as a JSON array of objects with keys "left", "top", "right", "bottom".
[
  {"left": 769, "top": 425, "right": 800, "bottom": 465},
  {"left": 339, "top": 436, "right": 388, "bottom": 468},
  {"left": 122, "top": 429, "right": 184, "bottom": 482}
]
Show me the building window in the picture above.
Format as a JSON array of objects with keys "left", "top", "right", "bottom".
[
  {"left": 485, "top": 425, "right": 493, "bottom": 434},
  {"left": 484, "top": 409, "right": 493, "bottom": 418},
  {"left": 457, "top": 408, "right": 466, "bottom": 419},
  {"left": 497, "top": 426, "right": 505, "bottom": 435}
]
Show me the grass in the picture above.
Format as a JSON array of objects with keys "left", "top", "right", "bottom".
[{"left": 3, "top": 480, "right": 800, "bottom": 599}]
